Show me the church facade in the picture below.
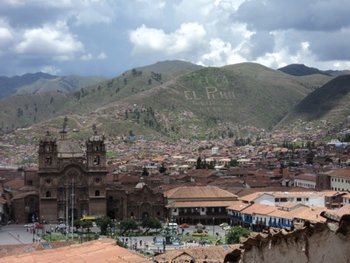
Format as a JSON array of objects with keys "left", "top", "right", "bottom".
[
  {"left": 11, "top": 129, "right": 166, "bottom": 224},
  {"left": 37, "top": 130, "right": 108, "bottom": 223}
]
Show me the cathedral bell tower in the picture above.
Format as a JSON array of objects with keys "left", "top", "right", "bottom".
[
  {"left": 86, "top": 124, "right": 106, "bottom": 170},
  {"left": 38, "top": 131, "right": 58, "bottom": 170}
]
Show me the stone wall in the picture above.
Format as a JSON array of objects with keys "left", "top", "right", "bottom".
[{"left": 224, "top": 215, "right": 350, "bottom": 263}]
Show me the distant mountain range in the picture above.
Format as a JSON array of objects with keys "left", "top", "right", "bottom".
[
  {"left": 0, "top": 73, "right": 106, "bottom": 99},
  {"left": 278, "top": 63, "right": 350, "bottom": 77},
  {"left": 0, "top": 61, "right": 349, "bottom": 139}
]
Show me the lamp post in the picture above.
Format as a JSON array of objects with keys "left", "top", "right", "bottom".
[{"left": 32, "top": 214, "right": 35, "bottom": 243}]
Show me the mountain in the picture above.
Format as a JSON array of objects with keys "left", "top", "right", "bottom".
[
  {"left": 279, "top": 63, "right": 350, "bottom": 77},
  {"left": 116, "top": 63, "right": 316, "bottom": 134},
  {"left": 0, "top": 72, "right": 57, "bottom": 99},
  {"left": 280, "top": 75, "right": 350, "bottom": 124},
  {"left": 16, "top": 75, "right": 107, "bottom": 95},
  {"left": 0, "top": 73, "right": 107, "bottom": 99},
  {"left": 278, "top": 64, "right": 330, "bottom": 76},
  {"left": 0, "top": 61, "right": 333, "bottom": 138}
]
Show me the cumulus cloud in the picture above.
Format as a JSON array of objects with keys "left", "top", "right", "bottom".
[
  {"left": 15, "top": 21, "right": 84, "bottom": 61},
  {"left": 129, "top": 22, "right": 206, "bottom": 55},
  {"left": 2, "top": 0, "right": 350, "bottom": 76},
  {"left": 40, "top": 65, "right": 61, "bottom": 75},
  {"left": 198, "top": 38, "right": 246, "bottom": 66},
  {"left": 0, "top": 19, "right": 13, "bottom": 49}
]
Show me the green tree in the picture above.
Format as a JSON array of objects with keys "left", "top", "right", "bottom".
[
  {"left": 159, "top": 163, "right": 167, "bottom": 173},
  {"left": 120, "top": 219, "right": 138, "bottom": 235},
  {"left": 230, "top": 159, "right": 238, "bottom": 167},
  {"left": 96, "top": 216, "right": 113, "bottom": 235},
  {"left": 141, "top": 217, "right": 161, "bottom": 234},
  {"left": 81, "top": 220, "right": 93, "bottom": 231},
  {"left": 226, "top": 226, "right": 250, "bottom": 244}
]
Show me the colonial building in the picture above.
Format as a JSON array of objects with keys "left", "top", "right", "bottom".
[
  {"left": 327, "top": 167, "right": 350, "bottom": 191},
  {"left": 11, "top": 128, "right": 165, "bottom": 224},
  {"left": 38, "top": 129, "right": 108, "bottom": 223},
  {"left": 165, "top": 186, "right": 237, "bottom": 224}
]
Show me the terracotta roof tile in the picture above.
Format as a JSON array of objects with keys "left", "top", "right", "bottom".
[
  {"left": 326, "top": 167, "right": 350, "bottom": 178},
  {"left": 165, "top": 186, "right": 237, "bottom": 200},
  {"left": 242, "top": 203, "right": 277, "bottom": 215},
  {"left": 1, "top": 239, "right": 149, "bottom": 263},
  {"left": 167, "top": 200, "right": 235, "bottom": 208}
]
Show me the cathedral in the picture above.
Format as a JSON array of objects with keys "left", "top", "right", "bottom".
[
  {"left": 37, "top": 128, "right": 108, "bottom": 223},
  {"left": 11, "top": 126, "right": 166, "bottom": 224}
]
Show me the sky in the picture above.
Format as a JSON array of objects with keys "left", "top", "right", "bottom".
[{"left": 0, "top": 0, "right": 350, "bottom": 77}]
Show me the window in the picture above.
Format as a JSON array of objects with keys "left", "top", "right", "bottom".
[
  {"left": 95, "top": 177, "right": 101, "bottom": 184},
  {"left": 201, "top": 208, "right": 205, "bottom": 212},
  {"left": 173, "top": 208, "right": 177, "bottom": 212},
  {"left": 93, "top": 155, "right": 100, "bottom": 165},
  {"left": 297, "top": 198, "right": 302, "bottom": 201},
  {"left": 45, "top": 156, "right": 52, "bottom": 165},
  {"left": 46, "top": 179, "right": 51, "bottom": 184},
  {"left": 27, "top": 180, "right": 33, "bottom": 186},
  {"left": 46, "top": 191, "right": 51, "bottom": 198},
  {"left": 305, "top": 198, "right": 309, "bottom": 201},
  {"left": 95, "top": 190, "right": 100, "bottom": 196}
]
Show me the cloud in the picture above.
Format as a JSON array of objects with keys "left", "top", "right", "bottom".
[
  {"left": 80, "top": 53, "right": 93, "bottom": 61},
  {"left": 40, "top": 65, "right": 61, "bottom": 75},
  {"left": 0, "top": 0, "right": 117, "bottom": 27},
  {"left": 97, "top": 52, "right": 107, "bottom": 59},
  {"left": 234, "top": 0, "right": 350, "bottom": 31},
  {"left": 198, "top": 38, "right": 246, "bottom": 66},
  {"left": 15, "top": 21, "right": 84, "bottom": 61},
  {"left": 129, "top": 22, "right": 206, "bottom": 55},
  {"left": 0, "top": 19, "right": 13, "bottom": 49},
  {"left": 71, "top": 0, "right": 117, "bottom": 26}
]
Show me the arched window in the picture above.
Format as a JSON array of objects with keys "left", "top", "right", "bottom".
[
  {"left": 95, "top": 190, "right": 100, "bottom": 197},
  {"left": 46, "top": 191, "right": 51, "bottom": 198}
]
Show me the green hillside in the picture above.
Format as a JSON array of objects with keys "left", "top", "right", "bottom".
[
  {"left": 16, "top": 75, "right": 107, "bottom": 94},
  {"left": 0, "top": 61, "right": 333, "bottom": 138},
  {"left": 278, "top": 75, "right": 350, "bottom": 127},
  {"left": 119, "top": 63, "right": 320, "bottom": 131}
]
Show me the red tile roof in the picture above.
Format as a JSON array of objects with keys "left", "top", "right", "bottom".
[{"left": 1, "top": 239, "right": 149, "bottom": 263}]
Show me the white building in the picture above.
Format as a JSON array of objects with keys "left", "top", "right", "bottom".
[
  {"left": 327, "top": 168, "right": 350, "bottom": 191},
  {"left": 294, "top": 174, "right": 317, "bottom": 189},
  {"left": 240, "top": 191, "right": 326, "bottom": 207}
]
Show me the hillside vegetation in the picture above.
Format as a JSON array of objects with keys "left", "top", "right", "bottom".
[
  {"left": 0, "top": 61, "right": 334, "bottom": 139},
  {"left": 279, "top": 75, "right": 350, "bottom": 126}
]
